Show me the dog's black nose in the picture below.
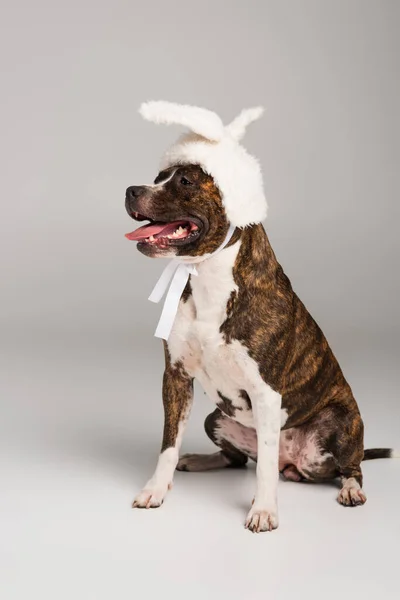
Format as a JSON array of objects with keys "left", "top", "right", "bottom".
[{"left": 126, "top": 186, "right": 145, "bottom": 200}]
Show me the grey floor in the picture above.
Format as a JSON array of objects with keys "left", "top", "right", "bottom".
[{"left": 1, "top": 327, "right": 399, "bottom": 600}]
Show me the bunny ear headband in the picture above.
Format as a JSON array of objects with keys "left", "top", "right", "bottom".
[{"left": 139, "top": 101, "right": 267, "bottom": 228}]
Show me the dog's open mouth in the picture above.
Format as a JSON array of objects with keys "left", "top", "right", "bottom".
[{"left": 125, "top": 213, "right": 201, "bottom": 247}]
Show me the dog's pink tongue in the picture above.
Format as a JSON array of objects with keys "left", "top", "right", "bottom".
[{"left": 125, "top": 221, "right": 184, "bottom": 241}]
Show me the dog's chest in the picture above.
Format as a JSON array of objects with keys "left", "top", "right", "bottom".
[
  {"left": 169, "top": 243, "right": 239, "bottom": 376},
  {"left": 168, "top": 242, "right": 254, "bottom": 424}
]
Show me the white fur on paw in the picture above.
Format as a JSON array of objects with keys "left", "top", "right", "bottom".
[
  {"left": 245, "top": 505, "right": 279, "bottom": 533},
  {"left": 337, "top": 486, "right": 366, "bottom": 507},
  {"left": 132, "top": 485, "right": 170, "bottom": 509}
]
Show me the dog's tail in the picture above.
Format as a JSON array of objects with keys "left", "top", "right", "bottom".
[{"left": 363, "top": 448, "right": 400, "bottom": 461}]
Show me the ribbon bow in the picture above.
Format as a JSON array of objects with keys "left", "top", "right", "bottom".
[{"left": 148, "top": 224, "right": 236, "bottom": 340}]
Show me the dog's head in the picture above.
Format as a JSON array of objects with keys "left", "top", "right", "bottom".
[{"left": 125, "top": 164, "right": 232, "bottom": 258}]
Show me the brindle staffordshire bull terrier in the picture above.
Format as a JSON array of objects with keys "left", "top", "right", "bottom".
[{"left": 125, "top": 103, "right": 397, "bottom": 533}]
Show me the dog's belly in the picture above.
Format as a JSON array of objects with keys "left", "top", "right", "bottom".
[{"left": 219, "top": 419, "right": 335, "bottom": 479}]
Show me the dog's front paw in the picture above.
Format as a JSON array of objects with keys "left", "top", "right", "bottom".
[
  {"left": 245, "top": 504, "right": 279, "bottom": 533},
  {"left": 132, "top": 483, "right": 171, "bottom": 509}
]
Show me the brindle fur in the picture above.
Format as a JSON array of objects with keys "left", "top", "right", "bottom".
[
  {"left": 161, "top": 341, "right": 193, "bottom": 452},
  {"left": 219, "top": 224, "right": 364, "bottom": 485},
  {"left": 204, "top": 409, "right": 249, "bottom": 468},
  {"left": 217, "top": 391, "right": 241, "bottom": 418}
]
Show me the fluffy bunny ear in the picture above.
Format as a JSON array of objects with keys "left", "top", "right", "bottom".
[
  {"left": 139, "top": 101, "right": 225, "bottom": 142},
  {"left": 225, "top": 106, "right": 264, "bottom": 141}
]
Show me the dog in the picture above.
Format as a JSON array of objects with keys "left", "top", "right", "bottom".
[
  {"left": 125, "top": 162, "right": 397, "bottom": 533},
  {"left": 125, "top": 99, "right": 398, "bottom": 532}
]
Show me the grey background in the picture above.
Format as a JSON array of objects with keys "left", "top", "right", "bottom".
[{"left": 1, "top": 1, "right": 399, "bottom": 599}]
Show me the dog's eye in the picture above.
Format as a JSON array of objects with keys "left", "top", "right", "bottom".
[{"left": 180, "top": 176, "right": 193, "bottom": 186}]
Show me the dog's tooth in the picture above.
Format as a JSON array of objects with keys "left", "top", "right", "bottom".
[{"left": 149, "top": 235, "right": 155, "bottom": 242}]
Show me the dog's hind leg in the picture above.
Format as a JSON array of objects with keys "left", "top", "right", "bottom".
[
  {"left": 176, "top": 451, "right": 234, "bottom": 471},
  {"left": 312, "top": 405, "right": 367, "bottom": 506},
  {"left": 334, "top": 411, "right": 367, "bottom": 506},
  {"left": 292, "top": 403, "right": 367, "bottom": 506},
  {"left": 176, "top": 409, "right": 253, "bottom": 471}
]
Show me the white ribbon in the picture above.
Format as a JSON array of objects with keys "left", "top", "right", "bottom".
[{"left": 148, "top": 224, "right": 236, "bottom": 340}]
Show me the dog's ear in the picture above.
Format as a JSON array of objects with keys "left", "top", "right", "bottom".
[{"left": 139, "top": 101, "right": 224, "bottom": 142}]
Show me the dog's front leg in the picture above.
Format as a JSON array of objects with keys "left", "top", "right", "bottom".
[
  {"left": 133, "top": 344, "right": 193, "bottom": 509},
  {"left": 245, "top": 386, "right": 282, "bottom": 532}
]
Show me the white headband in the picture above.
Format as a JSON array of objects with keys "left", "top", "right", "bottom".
[{"left": 140, "top": 101, "right": 268, "bottom": 228}]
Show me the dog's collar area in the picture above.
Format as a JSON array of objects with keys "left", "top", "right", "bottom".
[{"left": 148, "top": 223, "right": 236, "bottom": 340}]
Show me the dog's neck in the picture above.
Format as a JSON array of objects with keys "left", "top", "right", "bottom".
[
  {"left": 232, "top": 224, "right": 280, "bottom": 289},
  {"left": 190, "top": 224, "right": 278, "bottom": 325},
  {"left": 195, "top": 238, "right": 242, "bottom": 285},
  {"left": 195, "top": 224, "right": 277, "bottom": 285}
]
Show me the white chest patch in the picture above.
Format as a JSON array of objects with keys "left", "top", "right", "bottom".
[
  {"left": 168, "top": 240, "right": 239, "bottom": 369},
  {"left": 168, "top": 241, "right": 285, "bottom": 429}
]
